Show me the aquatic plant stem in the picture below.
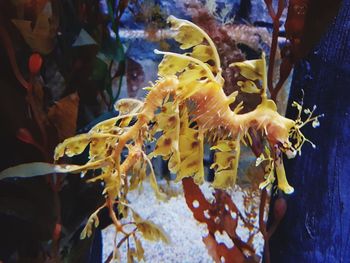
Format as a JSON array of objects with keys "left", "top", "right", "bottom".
[
  {"left": 259, "top": 188, "right": 270, "bottom": 263},
  {"left": 0, "top": 24, "right": 30, "bottom": 90},
  {"left": 267, "top": 0, "right": 286, "bottom": 101}
]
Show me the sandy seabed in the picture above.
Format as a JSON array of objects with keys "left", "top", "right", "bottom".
[{"left": 102, "top": 180, "right": 263, "bottom": 262}]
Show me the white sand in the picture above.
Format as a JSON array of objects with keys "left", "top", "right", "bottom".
[{"left": 102, "top": 180, "right": 263, "bottom": 262}]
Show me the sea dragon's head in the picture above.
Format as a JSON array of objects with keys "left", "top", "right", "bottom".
[{"left": 254, "top": 102, "right": 322, "bottom": 194}]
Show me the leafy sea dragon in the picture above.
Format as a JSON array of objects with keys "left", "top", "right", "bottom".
[{"left": 0, "top": 16, "right": 321, "bottom": 258}]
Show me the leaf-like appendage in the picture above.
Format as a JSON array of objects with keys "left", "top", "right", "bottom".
[
  {"left": 212, "top": 170, "right": 236, "bottom": 189},
  {"left": 150, "top": 101, "right": 181, "bottom": 175},
  {"left": 154, "top": 103, "right": 178, "bottom": 131},
  {"left": 103, "top": 168, "right": 121, "bottom": 199},
  {"left": 114, "top": 98, "right": 144, "bottom": 115},
  {"left": 176, "top": 108, "right": 204, "bottom": 184},
  {"left": 211, "top": 139, "right": 240, "bottom": 189},
  {"left": 129, "top": 160, "right": 146, "bottom": 190},
  {"left": 275, "top": 158, "right": 294, "bottom": 194},
  {"left": 80, "top": 212, "right": 100, "bottom": 239},
  {"left": 176, "top": 79, "right": 203, "bottom": 101},
  {"left": 210, "top": 140, "right": 235, "bottom": 152},
  {"left": 153, "top": 131, "right": 178, "bottom": 157},
  {"left": 87, "top": 165, "right": 112, "bottom": 183},
  {"left": 168, "top": 16, "right": 204, "bottom": 50},
  {"left": 137, "top": 221, "right": 170, "bottom": 243},
  {"left": 89, "top": 137, "right": 116, "bottom": 161},
  {"left": 178, "top": 64, "right": 205, "bottom": 86},
  {"left": 230, "top": 58, "right": 264, "bottom": 81},
  {"left": 54, "top": 134, "right": 91, "bottom": 160},
  {"left": 237, "top": 80, "right": 260, "bottom": 94},
  {"left": 114, "top": 98, "right": 143, "bottom": 116},
  {"left": 210, "top": 152, "right": 233, "bottom": 170},
  {"left": 149, "top": 166, "right": 167, "bottom": 201},
  {"left": 132, "top": 211, "right": 170, "bottom": 243},
  {"left": 158, "top": 55, "right": 190, "bottom": 77},
  {"left": 191, "top": 44, "right": 215, "bottom": 62},
  {"left": 134, "top": 237, "right": 145, "bottom": 261}
]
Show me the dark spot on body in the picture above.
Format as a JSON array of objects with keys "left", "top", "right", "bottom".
[
  {"left": 207, "top": 59, "right": 216, "bottom": 66},
  {"left": 228, "top": 142, "right": 235, "bottom": 148},
  {"left": 227, "top": 156, "right": 235, "bottom": 162},
  {"left": 191, "top": 141, "right": 199, "bottom": 148},
  {"left": 106, "top": 148, "right": 113, "bottom": 155},
  {"left": 205, "top": 48, "right": 213, "bottom": 56},
  {"left": 164, "top": 138, "right": 172, "bottom": 146},
  {"left": 74, "top": 146, "right": 81, "bottom": 151},
  {"left": 187, "top": 160, "right": 198, "bottom": 167}
]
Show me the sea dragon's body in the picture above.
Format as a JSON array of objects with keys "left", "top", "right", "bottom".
[
  {"left": 94, "top": 15, "right": 316, "bottom": 196},
  {"left": 121, "top": 74, "right": 296, "bottom": 193}
]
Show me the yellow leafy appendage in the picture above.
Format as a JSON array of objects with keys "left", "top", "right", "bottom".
[{"left": 0, "top": 16, "right": 322, "bottom": 262}]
